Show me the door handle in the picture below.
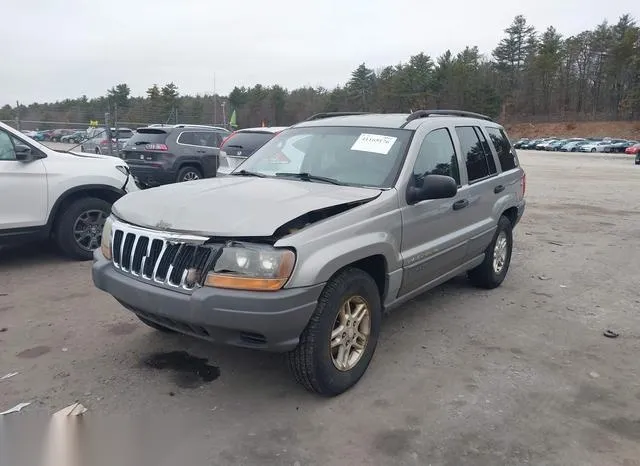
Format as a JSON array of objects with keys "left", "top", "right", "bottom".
[
  {"left": 494, "top": 185, "right": 505, "bottom": 194},
  {"left": 453, "top": 199, "right": 469, "bottom": 211}
]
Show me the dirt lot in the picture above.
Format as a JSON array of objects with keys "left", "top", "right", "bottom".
[
  {"left": 1, "top": 151, "right": 639, "bottom": 465},
  {"left": 506, "top": 121, "right": 640, "bottom": 140}
]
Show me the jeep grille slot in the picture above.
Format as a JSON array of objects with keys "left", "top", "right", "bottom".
[{"left": 111, "top": 221, "right": 213, "bottom": 290}]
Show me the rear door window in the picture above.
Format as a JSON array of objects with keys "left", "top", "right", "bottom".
[
  {"left": 455, "top": 126, "right": 497, "bottom": 183},
  {"left": 486, "top": 127, "right": 518, "bottom": 171},
  {"left": 220, "top": 131, "right": 275, "bottom": 155},
  {"left": 114, "top": 129, "right": 134, "bottom": 139}
]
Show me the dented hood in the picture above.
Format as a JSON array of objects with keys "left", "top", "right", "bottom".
[{"left": 112, "top": 176, "right": 381, "bottom": 237}]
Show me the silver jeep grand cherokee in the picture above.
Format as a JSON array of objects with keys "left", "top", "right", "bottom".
[{"left": 93, "top": 110, "right": 526, "bottom": 396}]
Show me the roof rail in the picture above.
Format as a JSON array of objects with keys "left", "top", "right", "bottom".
[
  {"left": 402, "top": 109, "right": 493, "bottom": 127},
  {"left": 304, "top": 112, "right": 372, "bottom": 122}
]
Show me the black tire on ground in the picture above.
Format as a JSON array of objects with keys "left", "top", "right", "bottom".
[
  {"left": 54, "top": 197, "right": 111, "bottom": 261},
  {"left": 177, "top": 166, "right": 203, "bottom": 182},
  {"left": 591, "top": 148, "right": 596, "bottom": 152},
  {"left": 287, "top": 267, "right": 382, "bottom": 397},
  {"left": 137, "top": 315, "right": 175, "bottom": 333},
  {"left": 468, "top": 215, "right": 513, "bottom": 289},
  {"left": 95, "top": 148, "right": 101, "bottom": 154}
]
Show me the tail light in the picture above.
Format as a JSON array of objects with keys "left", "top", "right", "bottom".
[
  {"left": 145, "top": 143, "right": 168, "bottom": 151},
  {"left": 100, "top": 139, "right": 109, "bottom": 145}
]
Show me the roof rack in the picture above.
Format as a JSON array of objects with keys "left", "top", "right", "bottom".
[
  {"left": 402, "top": 109, "right": 493, "bottom": 127},
  {"left": 304, "top": 112, "right": 372, "bottom": 122}
]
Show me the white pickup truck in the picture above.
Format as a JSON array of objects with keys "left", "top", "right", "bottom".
[{"left": 0, "top": 121, "right": 138, "bottom": 260}]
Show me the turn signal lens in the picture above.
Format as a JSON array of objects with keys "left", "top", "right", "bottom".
[
  {"left": 101, "top": 217, "right": 113, "bottom": 260},
  {"left": 204, "top": 247, "right": 295, "bottom": 291}
]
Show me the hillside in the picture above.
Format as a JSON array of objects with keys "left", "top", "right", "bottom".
[{"left": 505, "top": 121, "right": 640, "bottom": 140}]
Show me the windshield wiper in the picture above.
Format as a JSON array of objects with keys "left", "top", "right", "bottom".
[
  {"left": 232, "top": 169, "right": 267, "bottom": 178},
  {"left": 275, "top": 172, "right": 342, "bottom": 185}
]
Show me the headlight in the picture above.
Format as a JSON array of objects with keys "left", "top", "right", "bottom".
[
  {"left": 204, "top": 245, "right": 295, "bottom": 291},
  {"left": 101, "top": 216, "right": 113, "bottom": 260}
]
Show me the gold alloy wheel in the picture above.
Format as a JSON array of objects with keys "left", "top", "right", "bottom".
[{"left": 330, "top": 295, "right": 371, "bottom": 371}]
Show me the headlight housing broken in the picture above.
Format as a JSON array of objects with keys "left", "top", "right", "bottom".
[{"left": 204, "top": 244, "right": 295, "bottom": 291}]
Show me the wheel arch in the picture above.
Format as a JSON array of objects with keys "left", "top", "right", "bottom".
[{"left": 46, "top": 185, "right": 125, "bottom": 235}]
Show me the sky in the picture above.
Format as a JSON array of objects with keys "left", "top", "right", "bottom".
[{"left": 3, "top": 0, "right": 638, "bottom": 106}]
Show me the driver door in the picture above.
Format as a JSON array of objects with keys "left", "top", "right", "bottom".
[
  {"left": 398, "top": 127, "right": 469, "bottom": 296},
  {"left": 0, "top": 129, "right": 48, "bottom": 230}
]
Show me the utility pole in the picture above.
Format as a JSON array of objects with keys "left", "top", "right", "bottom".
[
  {"left": 221, "top": 101, "right": 226, "bottom": 130},
  {"left": 114, "top": 104, "right": 119, "bottom": 158},
  {"left": 104, "top": 112, "right": 113, "bottom": 156},
  {"left": 15, "top": 101, "right": 21, "bottom": 131},
  {"left": 213, "top": 74, "right": 217, "bottom": 125}
]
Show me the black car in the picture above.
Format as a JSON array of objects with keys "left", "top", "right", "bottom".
[{"left": 122, "top": 125, "right": 231, "bottom": 187}]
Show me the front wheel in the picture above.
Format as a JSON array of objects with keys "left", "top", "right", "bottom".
[
  {"left": 54, "top": 197, "right": 111, "bottom": 260},
  {"left": 591, "top": 148, "right": 596, "bottom": 153},
  {"left": 287, "top": 268, "right": 381, "bottom": 396},
  {"left": 468, "top": 216, "right": 513, "bottom": 289}
]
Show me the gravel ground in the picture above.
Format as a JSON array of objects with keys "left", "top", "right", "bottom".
[{"left": 1, "top": 151, "right": 639, "bottom": 466}]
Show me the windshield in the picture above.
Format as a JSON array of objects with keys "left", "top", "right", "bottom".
[{"left": 236, "top": 126, "right": 412, "bottom": 188}]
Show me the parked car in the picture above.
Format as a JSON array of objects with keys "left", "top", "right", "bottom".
[
  {"left": 121, "top": 124, "right": 231, "bottom": 186},
  {"left": 579, "top": 141, "right": 609, "bottom": 153},
  {"left": 93, "top": 109, "right": 526, "bottom": 396},
  {"left": 625, "top": 143, "right": 640, "bottom": 156},
  {"left": 609, "top": 140, "right": 638, "bottom": 153},
  {"left": 560, "top": 140, "right": 590, "bottom": 152},
  {"left": 49, "top": 129, "right": 75, "bottom": 142},
  {"left": 599, "top": 139, "right": 628, "bottom": 152},
  {"left": 535, "top": 138, "right": 559, "bottom": 150},
  {"left": 218, "top": 126, "right": 288, "bottom": 174},
  {"left": 21, "top": 130, "right": 38, "bottom": 138},
  {"left": 61, "top": 130, "right": 87, "bottom": 144},
  {"left": 82, "top": 127, "right": 135, "bottom": 155},
  {"left": 513, "top": 138, "right": 529, "bottom": 149},
  {"left": 546, "top": 139, "right": 570, "bottom": 151},
  {"left": 0, "top": 121, "right": 138, "bottom": 260},
  {"left": 519, "top": 139, "right": 543, "bottom": 149}
]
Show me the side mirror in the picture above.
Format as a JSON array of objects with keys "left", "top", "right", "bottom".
[
  {"left": 407, "top": 174, "right": 457, "bottom": 204},
  {"left": 14, "top": 144, "right": 33, "bottom": 162}
]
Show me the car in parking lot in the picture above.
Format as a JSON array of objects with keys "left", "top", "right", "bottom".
[
  {"left": 560, "top": 140, "right": 590, "bottom": 152},
  {"left": 578, "top": 141, "right": 609, "bottom": 152},
  {"left": 625, "top": 143, "right": 640, "bottom": 157},
  {"left": 82, "top": 127, "right": 135, "bottom": 155},
  {"left": 121, "top": 124, "right": 231, "bottom": 187},
  {"left": 61, "top": 130, "right": 87, "bottom": 144},
  {"left": 93, "top": 109, "right": 526, "bottom": 396},
  {"left": 513, "top": 138, "right": 529, "bottom": 149},
  {"left": 218, "top": 126, "right": 288, "bottom": 174},
  {"left": 609, "top": 140, "right": 638, "bottom": 153},
  {"left": 0, "top": 121, "right": 138, "bottom": 260}
]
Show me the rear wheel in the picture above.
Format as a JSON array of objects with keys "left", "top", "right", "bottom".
[
  {"left": 177, "top": 166, "right": 202, "bottom": 182},
  {"left": 591, "top": 148, "right": 596, "bottom": 153},
  {"left": 54, "top": 197, "right": 111, "bottom": 261},
  {"left": 95, "top": 148, "right": 101, "bottom": 154},
  {"left": 468, "top": 216, "right": 513, "bottom": 289},
  {"left": 287, "top": 268, "right": 381, "bottom": 396}
]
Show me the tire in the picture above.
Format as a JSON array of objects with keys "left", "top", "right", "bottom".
[
  {"left": 54, "top": 197, "right": 111, "bottom": 261},
  {"left": 137, "top": 315, "right": 175, "bottom": 333},
  {"left": 287, "top": 268, "right": 382, "bottom": 397},
  {"left": 177, "top": 166, "right": 202, "bottom": 182},
  {"left": 468, "top": 216, "right": 513, "bottom": 289},
  {"left": 95, "top": 148, "right": 101, "bottom": 154},
  {"left": 80, "top": 145, "right": 85, "bottom": 152},
  {"left": 591, "top": 148, "right": 596, "bottom": 153}
]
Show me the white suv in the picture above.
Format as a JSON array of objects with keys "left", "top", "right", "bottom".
[{"left": 0, "top": 122, "right": 138, "bottom": 260}]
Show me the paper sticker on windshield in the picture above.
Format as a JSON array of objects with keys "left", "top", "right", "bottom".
[{"left": 351, "top": 133, "right": 397, "bottom": 155}]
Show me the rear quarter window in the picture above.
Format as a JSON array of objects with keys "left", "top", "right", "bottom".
[{"left": 486, "top": 127, "right": 518, "bottom": 171}]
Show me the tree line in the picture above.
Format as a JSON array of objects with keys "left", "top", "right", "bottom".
[{"left": 1, "top": 14, "right": 638, "bottom": 130}]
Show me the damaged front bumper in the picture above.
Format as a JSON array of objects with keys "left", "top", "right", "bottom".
[{"left": 92, "top": 250, "right": 324, "bottom": 352}]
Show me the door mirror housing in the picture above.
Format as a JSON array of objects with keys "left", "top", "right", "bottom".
[
  {"left": 407, "top": 174, "right": 458, "bottom": 204},
  {"left": 14, "top": 144, "right": 34, "bottom": 162}
]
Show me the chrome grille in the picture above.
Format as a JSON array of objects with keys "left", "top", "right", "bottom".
[{"left": 111, "top": 220, "right": 215, "bottom": 290}]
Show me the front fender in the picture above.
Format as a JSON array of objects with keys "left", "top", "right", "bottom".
[{"left": 286, "top": 232, "right": 399, "bottom": 287}]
